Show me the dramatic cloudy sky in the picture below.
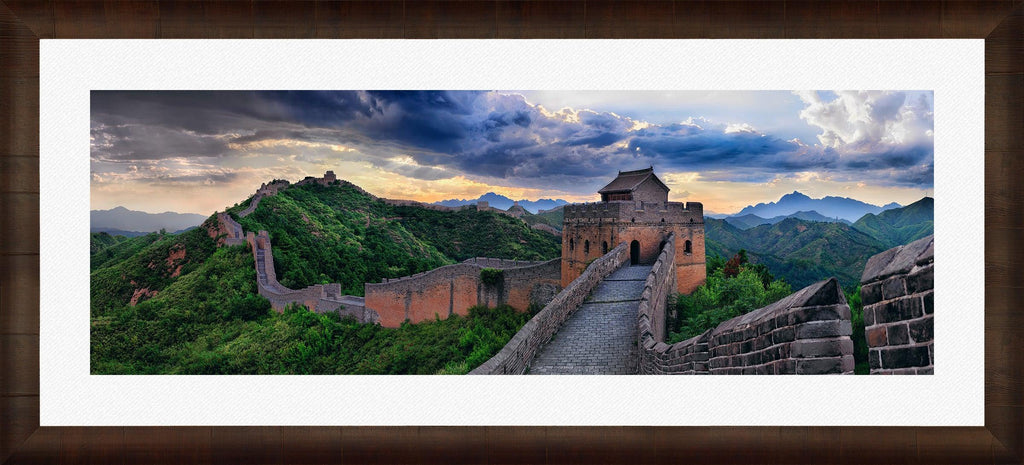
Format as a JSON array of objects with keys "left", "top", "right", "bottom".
[{"left": 90, "top": 90, "right": 934, "bottom": 215}]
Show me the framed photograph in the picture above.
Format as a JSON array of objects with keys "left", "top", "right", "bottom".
[{"left": 2, "top": 1, "right": 1021, "bottom": 463}]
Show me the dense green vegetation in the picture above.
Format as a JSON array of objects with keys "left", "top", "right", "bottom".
[
  {"left": 705, "top": 217, "right": 888, "bottom": 289},
  {"left": 230, "top": 182, "right": 560, "bottom": 294},
  {"left": 231, "top": 183, "right": 453, "bottom": 294},
  {"left": 845, "top": 285, "right": 869, "bottom": 374},
  {"left": 852, "top": 197, "right": 934, "bottom": 248},
  {"left": 92, "top": 244, "right": 532, "bottom": 375},
  {"left": 90, "top": 231, "right": 165, "bottom": 271},
  {"left": 90, "top": 223, "right": 219, "bottom": 316},
  {"left": 91, "top": 181, "right": 553, "bottom": 375},
  {"left": 520, "top": 207, "right": 564, "bottom": 231},
  {"left": 393, "top": 205, "right": 560, "bottom": 262},
  {"left": 705, "top": 199, "right": 933, "bottom": 290},
  {"left": 666, "top": 251, "right": 792, "bottom": 344}
]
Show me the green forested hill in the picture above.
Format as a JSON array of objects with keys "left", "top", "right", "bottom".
[
  {"left": 393, "top": 206, "right": 561, "bottom": 262},
  {"left": 229, "top": 182, "right": 560, "bottom": 295},
  {"left": 230, "top": 183, "right": 452, "bottom": 294},
  {"left": 705, "top": 217, "right": 887, "bottom": 289},
  {"left": 520, "top": 207, "right": 564, "bottom": 230},
  {"left": 90, "top": 223, "right": 219, "bottom": 316},
  {"left": 852, "top": 197, "right": 934, "bottom": 248},
  {"left": 90, "top": 231, "right": 166, "bottom": 271}
]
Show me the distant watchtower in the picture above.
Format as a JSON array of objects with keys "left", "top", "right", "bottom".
[{"left": 561, "top": 167, "right": 706, "bottom": 294}]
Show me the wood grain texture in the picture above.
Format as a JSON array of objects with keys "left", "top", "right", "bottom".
[
  {"left": 0, "top": 254, "right": 40, "bottom": 335},
  {"left": 784, "top": 1, "right": 880, "bottom": 38},
  {"left": 496, "top": 1, "right": 585, "bottom": 39},
  {"left": 704, "top": 0, "right": 785, "bottom": 38},
  {"left": 124, "top": 427, "right": 213, "bottom": 465},
  {"left": 985, "top": 8, "right": 1024, "bottom": 74},
  {"left": 254, "top": 1, "right": 316, "bottom": 39},
  {"left": 0, "top": 1, "right": 1019, "bottom": 464},
  {"left": 0, "top": 1, "right": 54, "bottom": 39},
  {"left": 942, "top": 0, "right": 1017, "bottom": 37},
  {"left": 157, "top": 1, "right": 254, "bottom": 38},
  {"left": 985, "top": 74, "right": 1024, "bottom": 152},
  {"left": 584, "top": 1, "right": 677, "bottom": 38},
  {"left": 0, "top": 3, "right": 39, "bottom": 78},
  {"left": 0, "top": 156, "right": 38, "bottom": 193},
  {"left": 0, "top": 77, "right": 39, "bottom": 156},
  {"left": 0, "top": 334, "right": 38, "bottom": 396},
  {"left": 0, "top": 396, "right": 38, "bottom": 465},
  {"left": 314, "top": 1, "right": 404, "bottom": 39},
  {"left": 54, "top": 0, "right": 159, "bottom": 38},
  {"left": 0, "top": 193, "right": 39, "bottom": 255},
  {"left": 878, "top": 0, "right": 943, "bottom": 37},
  {"left": 404, "top": 1, "right": 497, "bottom": 39}
]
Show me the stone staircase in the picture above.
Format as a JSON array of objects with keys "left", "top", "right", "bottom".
[{"left": 528, "top": 264, "right": 652, "bottom": 375}]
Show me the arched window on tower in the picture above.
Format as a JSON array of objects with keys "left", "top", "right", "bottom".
[
  {"left": 570, "top": 238, "right": 575, "bottom": 251},
  {"left": 685, "top": 240, "right": 692, "bottom": 254},
  {"left": 584, "top": 240, "right": 590, "bottom": 255},
  {"left": 602, "top": 241, "right": 608, "bottom": 254}
]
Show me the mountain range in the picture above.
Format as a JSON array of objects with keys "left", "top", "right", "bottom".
[
  {"left": 704, "top": 197, "right": 933, "bottom": 289},
  {"left": 724, "top": 210, "right": 851, "bottom": 230},
  {"left": 91, "top": 207, "right": 206, "bottom": 235},
  {"left": 733, "top": 191, "right": 901, "bottom": 223},
  {"left": 434, "top": 192, "right": 569, "bottom": 214}
]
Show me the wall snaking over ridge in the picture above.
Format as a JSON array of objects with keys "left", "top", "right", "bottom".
[
  {"left": 860, "top": 235, "right": 934, "bottom": 374},
  {"left": 469, "top": 243, "right": 629, "bottom": 375}
]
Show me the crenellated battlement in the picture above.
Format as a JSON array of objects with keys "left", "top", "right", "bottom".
[{"left": 562, "top": 200, "right": 703, "bottom": 225}]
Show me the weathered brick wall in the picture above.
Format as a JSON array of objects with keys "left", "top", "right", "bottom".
[
  {"left": 561, "top": 200, "right": 705, "bottom": 294},
  {"left": 860, "top": 235, "right": 934, "bottom": 374},
  {"left": 639, "top": 259, "right": 855, "bottom": 376},
  {"left": 364, "top": 258, "right": 561, "bottom": 328},
  {"left": 469, "top": 243, "right": 630, "bottom": 374}
]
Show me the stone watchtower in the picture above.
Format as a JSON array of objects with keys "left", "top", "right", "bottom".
[{"left": 561, "top": 167, "right": 706, "bottom": 294}]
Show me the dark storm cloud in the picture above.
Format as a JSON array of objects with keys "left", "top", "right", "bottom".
[{"left": 90, "top": 90, "right": 933, "bottom": 189}]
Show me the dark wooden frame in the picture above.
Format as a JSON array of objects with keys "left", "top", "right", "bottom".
[{"left": 1, "top": 1, "right": 1020, "bottom": 463}]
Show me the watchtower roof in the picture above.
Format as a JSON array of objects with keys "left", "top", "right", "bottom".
[{"left": 597, "top": 166, "right": 670, "bottom": 194}]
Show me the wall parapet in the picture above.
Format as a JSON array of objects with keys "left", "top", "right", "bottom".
[
  {"left": 860, "top": 235, "right": 934, "bottom": 374},
  {"left": 469, "top": 243, "right": 630, "bottom": 375},
  {"left": 639, "top": 273, "right": 855, "bottom": 375},
  {"left": 364, "top": 257, "right": 561, "bottom": 327}
]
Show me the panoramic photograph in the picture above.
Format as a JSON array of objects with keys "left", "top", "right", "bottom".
[{"left": 90, "top": 90, "right": 934, "bottom": 375}]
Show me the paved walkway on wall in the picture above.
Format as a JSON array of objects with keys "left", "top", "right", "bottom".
[{"left": 528, "top": 265, "right": 652, "bottom": 375}]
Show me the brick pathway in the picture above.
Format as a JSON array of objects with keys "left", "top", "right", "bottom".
[{"left": 528, "top": 265, "right": 652, "bottom": 375}]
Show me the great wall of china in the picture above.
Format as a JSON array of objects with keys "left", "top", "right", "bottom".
[
  {"left": 209, "top": 170, "right": 933, "bottom": 375},
  {"left": 210, "top": 172, "right": 562, "bottom": 327}
]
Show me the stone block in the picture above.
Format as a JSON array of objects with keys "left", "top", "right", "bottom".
[
  {"left": 863, "top": 305, "right": 875, "bottom": 326},
  {"left": 841, "top": 355, "right": 855, "bottom": 373},
  {"left": 791, "top": 339, "right": 852, "bottom": 358},
  {"left": 796, "top": 358, "right": 843, "bottom": 374},
  {"left": 887, "top": 324, "right": 910, "bottom": 345},
  {"left": 861, "top": 281, "right": 884, "bottom": 306},
  {"left": 869, "top": 349, "right": 881, "bottom": 370},
  {"left": 906, "top": 264, "right": 934, "bottom": 294},
  {"left": 908, "top": 317, "right": 933, "bottom": 343},
  {"left": 879, "top": 346, "right": 930, "bottom": 369},
  {"left": 788, "top": 305, "right": 847, "bottom": 324},
  {"left": 875, "top": 297, "right": 923, "bottom": 324},
  {"left": 881, "top": 276, "right": 907, "bottom": 301},
  {"left": 917, "top": 367, "right": 934, "bottom": 375},
  {"left": 922, "top": 291, "right": 934, "bottom": 315},
  {"left": 796, "top": 320, "right": 852, "bottom": 339}
]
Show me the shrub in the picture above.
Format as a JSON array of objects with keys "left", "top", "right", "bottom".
[{"left": 480, "top": 268, "right": 503, "bottom": 286}]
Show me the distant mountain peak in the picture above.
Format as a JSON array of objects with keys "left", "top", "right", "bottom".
[
  {"left": 434, "top": 193, "right": 568, "bottom": 214},
  {"left": 735, "top": 192, "right": 902, "bottom": 223}
]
